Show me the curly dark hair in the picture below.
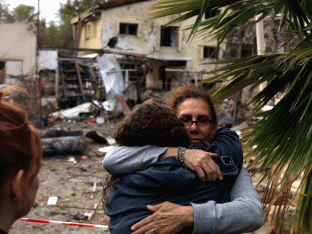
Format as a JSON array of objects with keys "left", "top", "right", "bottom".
[
  {"left": 115, "top": 103, "right": 189, "bottom": 147},
  {"left": 165, "top": 85, "right": 218, "bottom": 133}
]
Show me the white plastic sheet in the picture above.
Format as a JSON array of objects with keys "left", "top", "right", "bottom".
[
  {"left": 52, "top": 99, "right": 117, "bottom": 118},
  {"left": 97, "top": 54, "right": 124, "bottom": 100},
  {"left": 38, "top": 50, "right": 58, "bottom": 71}
]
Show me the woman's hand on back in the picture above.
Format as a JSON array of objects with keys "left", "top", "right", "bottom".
[{"left": 131, "top": 202, "right": 193, "bottom": 234}]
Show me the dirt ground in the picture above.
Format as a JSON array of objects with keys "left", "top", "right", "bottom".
[
  {"left": 10, "top": 119, "right": 120, "bottom": 234},
  {"left": 9, "top": 114, "right": 292, "bottom": 234}
]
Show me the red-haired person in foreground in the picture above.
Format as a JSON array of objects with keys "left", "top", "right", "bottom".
[{"left": 0, "top": 87, "right": 42, "bottom": 234}]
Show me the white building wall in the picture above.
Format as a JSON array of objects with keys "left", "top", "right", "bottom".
[
  {"left": 97, "top": 0, "right": 227, "bottom": 88},
  {"left": 100, "top": 1, "right": 222, "bottom": 70},
  {"left": 0, "top": 22, "right": 37, "bottom": 77}
]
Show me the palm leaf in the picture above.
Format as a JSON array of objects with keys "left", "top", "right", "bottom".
[
  {"left": 294, "top": 167, "right": 312, "bottom": 233},
  {"left": 150, "top": 0, "right": 312, "bottom": 232}
]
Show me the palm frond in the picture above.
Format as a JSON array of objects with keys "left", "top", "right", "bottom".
[
  {"left": 200, "top": 29, "right": 312, "bottom": 234},
  {"left": 150, "top": 0, "right": 312, "bottom": 232},
  {"left": 293, "top": 167, "right": 312, "bottom": 233},
  {"left": 152, "top": 0, "right": 312, "bottom": 44}
]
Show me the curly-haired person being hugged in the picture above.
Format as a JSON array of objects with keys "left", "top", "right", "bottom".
[
  {"left": 0, "top": 87, "right": 42, "bottom": 234},
  {"left": 102, "top": 102, "right": 263, "bottom": 234}
]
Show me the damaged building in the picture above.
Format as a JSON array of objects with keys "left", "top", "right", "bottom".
[
  {"left": 1, "top": 2, "right": 287, "bottom": 124},
  {"left": 0, "top": 22, "right": 37, "bottom": 84},
  {"left": 70, "top": 0, "right": 228, "bottom": 94}
]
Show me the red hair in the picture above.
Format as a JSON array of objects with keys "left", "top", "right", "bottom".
[{"left": 0, "top": 87, "right": 42, "bottom": 193}]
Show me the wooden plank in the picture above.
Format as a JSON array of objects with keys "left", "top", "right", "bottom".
[
  {"left": 75, "top": 60, "right": 87, "bottom": 102},
  {"left": 58, "top": 62, "right": 67, "bottom": 98}
]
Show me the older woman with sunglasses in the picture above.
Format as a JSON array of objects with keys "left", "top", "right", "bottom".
[{"left": 103, "top": 85, "right": 263, "bottom": 234}]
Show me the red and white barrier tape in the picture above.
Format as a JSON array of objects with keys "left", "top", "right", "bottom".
[{"left": 19, "top": 218, "right": 109, "bottom": 230}]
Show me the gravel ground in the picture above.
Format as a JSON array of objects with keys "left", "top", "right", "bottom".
[
  {"left": 9, "top": 116, "right": 292, "bottom": 234},
  {"left": 10, "top": 120, "right": 119, "bottom": 234}
]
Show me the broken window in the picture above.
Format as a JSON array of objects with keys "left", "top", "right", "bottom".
[
  {"left": 0, "top": 60, "right": 5, "bottom": 71},
  {"left": 167, "top": 61, "right": 186, "bottom": 67},
  {"left": 85, "top": 22, "right": 96, "bottom": 40},
  {"left": 226, "top": 43, "right": 254, "bottom": 58},
  {"left": 229, "top": 48, "right": 238, "bottom": 58},
  {"left": 160, "top": 26, "right": 179, "bottom": 47},
  {"left": 85, "top": 24, "right": 91, "bottom": 40},
  {"left": 241, "top": 44, "right": 253, "bottom": 57},
  {"left": 120, "top": 23, "right": 138, "bottom": 36},
  {"left": 205, "top": 9, "right": 221, "bottom": 19},
  {"left": 5, "top": 60, "right": 23, "bottom": 76},
  {"left": 0, "top": 61, "right": 5, "bottom": 83},
  {"left": 203, "top": 46, "right": 218, "bottom": 59}
]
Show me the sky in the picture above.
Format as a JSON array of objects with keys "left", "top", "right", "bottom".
[{"left": 7, "top": 0, "right": 68, "bottom": 24}]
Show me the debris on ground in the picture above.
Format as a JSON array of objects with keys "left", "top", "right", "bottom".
[
  {"left": 11, "top": 118, "right": 119, "bottom": 234},
  {"left": 9, "top": 95, "right": 297, "bottom": 234},
  {"left": 85, "top": 131, "right": 108, "bottom": 144}
]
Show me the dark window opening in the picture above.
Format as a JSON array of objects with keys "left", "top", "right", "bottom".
[
  {"left": 241, "top": 44, "right": 253, "bottom": 57},
  {"left": 227, "top": 44, "right": 254, "bottom": 58},
  {"left": 229, "top": 48, "right": 238, "bottom": 58},
  {"left": 205, "top": 9, "right": 221, "bottom": 19},
  {"left": 121, "top": 63, "right": 135, "bottom": 70},
  {"left": 85, "top": 24, "right": 91, "bottom": 40},
  {"left": 203, "top": 46, "right": 218, "bottom": 59},
  {"left": 0, "top": 61, "right": 5, "bottom": 70},
  {"left": 0, "top": 61, "right": 5, "bottom": 83},
  {"left": 120, "top": 23, "right": 138, "bottom": 36},
  {"left": 167, "top": 61, "right": 186, "bottom": 67},
  {"left": 161, "top": 26, "right": 179, "bottom": 47}
]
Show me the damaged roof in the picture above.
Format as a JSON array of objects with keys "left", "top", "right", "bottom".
[
  {"left": 71, "top": 0, "right": 150, "bottom": 24},
  {"left": 98, "top": 0, "right": 150, "bottom": 10}
]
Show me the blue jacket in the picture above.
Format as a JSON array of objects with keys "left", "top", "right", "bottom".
[{"left": 105, "top": 128, "right": 243, "bottom": 234}]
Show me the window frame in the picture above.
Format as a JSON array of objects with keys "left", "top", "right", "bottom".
[
  {"left": 119, "top": 23, "right": 138, "bottom": 36},
  {"left": 203, "top": 46, "right": 219, "bottom": 59},
  {"left": 160, "top": 26, "right": 179, "bottom": 48}
]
